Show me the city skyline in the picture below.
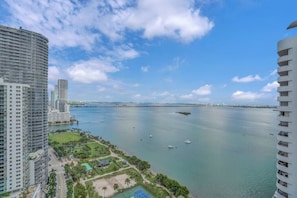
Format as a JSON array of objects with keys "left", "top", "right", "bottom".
[{"left": 0, "top": 0, "right": 296, "bottom": 105}]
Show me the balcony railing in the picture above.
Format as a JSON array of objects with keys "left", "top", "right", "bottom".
[
  {"left": 278, "top": 141, "right": 289, "bottom": 147},
  {"left": 278, "top": 160, "right": 288, "bottom": 168},
  {"left": 279, "top": 122, "right": 289, "bottom": 127},
  {"left": 278, "top": 169, "right": 288, "bottom": 178},
  {"left": 279, "top": 131, "right": 289, "bottom": 137},
  {"left": 278, "top": 151, "right": 289, "bottom": 157},
  {"left": 278, "top": 179, "right": 288, "bottom": 187},
  {"left": 278, "top": 188, "right": 289, "bottom": 198}
]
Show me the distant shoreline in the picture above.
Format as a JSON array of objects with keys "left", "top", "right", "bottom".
[{"left": 69, "top": 102, "right": 277, "bottom": 109}]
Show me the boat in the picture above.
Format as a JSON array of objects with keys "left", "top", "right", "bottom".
[
  {"left": 149, "top": 134, "right": 152, "bottom": 138},
  {"left": 168, "top": 145, "right": 174, "bottom": 149},
  {"left": 184, "top": 139, "right": 191, "bottom": 144}
]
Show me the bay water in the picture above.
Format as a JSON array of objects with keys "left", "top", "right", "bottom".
[{"left": 50, "top": 105, "right": 277, "bottom": 198}]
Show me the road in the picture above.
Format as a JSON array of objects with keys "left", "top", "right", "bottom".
[{"left": 48, "top": 147, "right": 67, "bottom": 198}]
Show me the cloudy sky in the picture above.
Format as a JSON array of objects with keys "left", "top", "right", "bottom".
[{"left": 1, "top": 0, "right": 296, "bottom": 105}]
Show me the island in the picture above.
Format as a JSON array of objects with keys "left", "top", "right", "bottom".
[
  {"left": 176, "top": 112, "right": 191, "bottom": 116},
  {"left": 47, "top": 129, "right": 190, "bottom": 198}
]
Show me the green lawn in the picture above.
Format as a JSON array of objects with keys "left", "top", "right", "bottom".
[
  {"left": 49, "top": 132, "right": 82, "bottom": 144},
  {"left": 85, "top": 142, "right": 110, "bottom": 157}
]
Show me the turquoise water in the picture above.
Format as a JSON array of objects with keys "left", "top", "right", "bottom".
[
  {"left": 81, "top": 162, "right": 92, "bottom": 171},
  {"left": 51, "top": 106, "right": 277, "bottom": 198},
  {"left": 113, "top": 185, "right": 154, "bottom": 198}
]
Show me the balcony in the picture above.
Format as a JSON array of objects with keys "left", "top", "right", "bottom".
[
  {"left": 277, "top": 188, "right": 289, "bottom": 198},
  {"left": 278, "top": 150, "right": 289, "bottom": 157},
  {"left": 278, "top": 131, "right": 289, "bottom": 137},
  {"left": 278, "top": 169, "right": 288, "bottom": 178},
  {"left": 278, "top": 76, "right": 290, "bottom": 83},
  {"left": 278, "top": 141, "right": 289, "bottom": 147},
  {"left": 278, "top": 85, "right": 292, "bottom": 92},
  {"left": 278, "top": 160, "right": 288, "bottom": 168},
  {"left": 278, "top": 65, "right": 292, "bottom": 73},
  {"left": 278, "top": 122, "right": 289, "bottom": 127},
  {"left": 278, "top": 179, "right": 288, "bottom": 187}
]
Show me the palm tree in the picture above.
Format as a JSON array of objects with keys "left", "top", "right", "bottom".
[
  {"left": 125, "top": 178, "right": 130, "bottom": 187},
  {"left": 102, "top": 186, "right": 107, "bottom": 198},
  {"left": 113, "top": 183, "right": 119, "bottom": 191}
]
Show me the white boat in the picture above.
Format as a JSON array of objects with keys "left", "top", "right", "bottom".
[
  {"left": 149, "top": 134, "right": 152, "bottom": 138},
  {"left": 184, "top": 139, "right": 191, "bottom": 144},
  {"left": 168, "top": 145, "right": 174, "bottom": 149}
]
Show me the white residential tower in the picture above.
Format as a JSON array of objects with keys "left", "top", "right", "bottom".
[{"left": 274, "top": 21, "right": 297, "bottom": 198}]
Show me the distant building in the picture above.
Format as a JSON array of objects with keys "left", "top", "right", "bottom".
[
  {"left": 48, "top": 109, "right": 71, "bottom": 124},
  {"left": 0, "top": 25, "right": 48, "bottom": 195},
  {"left": 48, "top": 79, "right": 72, "bottom": 124},
  {"left": 58, "top": 79, "right": 68, "bottom": 112},
  {"left": 274, "top": 21, "right": 297, "bottom": 198}
]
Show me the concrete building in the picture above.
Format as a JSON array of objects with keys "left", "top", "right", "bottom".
[
  {"left": 0, "top": 79, "right": 29, "bottom": 194},
  {"left": 0, "top": 25, "right": 48, "bottom": 194},
  {"left": 57, "top": 79, "right": 68, "bottom": 112},
  {"left": 48, "top": 109, "right": 71, "bottom": 124},
  {"left": 274, "top": 21, "right": 297, "bottom": 198}
]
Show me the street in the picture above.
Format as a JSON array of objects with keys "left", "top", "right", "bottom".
[{"left": 48, "top": 147, "right": 67, "bottom": 198}]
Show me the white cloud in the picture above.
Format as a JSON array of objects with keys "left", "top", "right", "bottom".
[
  {"left": 180, "top": 94, "right": 193, "bottom": 99},
  {"left": 119, "top": 0, "right": 214, "bottom": 42},
  {"left": 141, "top": 66, "right": 149, "bottom": 72},
  {"left": 132, "top": 83, "right": 140, "bottom": 88},
  {"left": 111, "top": 44, "right": 139, "bottom": 60},
  {"left": 67, "top": 59, "right": 119, "bottom": 83},
  {"left": 192, "top": 84, "right": 212, "bottom": 96},
  {"left": 4, "top": 0, "right": 214, "bottom": 50},
  {"left": 232, "top": 91, "right": 264, "bottom": 101},
  {"left": 5, "top": 0, "right": 99, "bottom": 50},
  {"left": 48, "top": 66, "right": 61, "bottom": 82},
  {"left": 262, "top": 81, "right": 279, "bottom": 92},
  {"left": 232, "top": 75, "right": 262, "bottom": 83}
]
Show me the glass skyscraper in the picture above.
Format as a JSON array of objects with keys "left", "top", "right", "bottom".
[{"left": 0, "top": 25, "right": 48, "bottom": 194}]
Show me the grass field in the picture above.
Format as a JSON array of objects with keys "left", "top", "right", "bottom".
[{"left": 49, "top": 132, "right": 82, "bottom": 144}]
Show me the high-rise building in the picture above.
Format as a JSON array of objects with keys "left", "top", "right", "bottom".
[
  {"left": 274, "top": 21, "right": 297, "bottom": 198},
  {"left": 0, "top": 25, "right": 48, "bottom": 194},
  {"left": 0, "top": 79, "right": 29, "bottom": 193},
  {"left": 57, "top": 79, "right": 68, "bottom": 112}
]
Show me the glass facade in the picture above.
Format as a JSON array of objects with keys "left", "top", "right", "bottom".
[{"left": 0, "top": 25, "right": 48, "bottom": 192}]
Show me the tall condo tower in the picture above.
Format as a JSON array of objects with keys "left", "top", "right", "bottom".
[
  {"left": 274, "top": 21, "right": 297, "bottom": 198},
  {"left": 0, "top": 25, "right": 48, "bottom": 193},
  {"left": 57, "top": 79, "right": 68, "bottom": 112}
]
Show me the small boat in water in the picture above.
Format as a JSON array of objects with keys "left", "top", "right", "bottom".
[
  {"left": 184, "top": 140, "right": 191, "bottom": 144},
  {"left": 149, "top": 134, "right": 152, "bottom": 138},
  {"left": 168, "top": 145, "right": 174, "bottom": 149}
]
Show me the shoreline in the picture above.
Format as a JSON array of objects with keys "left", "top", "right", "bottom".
[{"left": 49, "top": 130, "right": 191, "bottom": 198}]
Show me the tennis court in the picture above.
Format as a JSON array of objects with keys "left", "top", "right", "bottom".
[{"left": 113, "top": 185, "right": 154, "bottom": 198}]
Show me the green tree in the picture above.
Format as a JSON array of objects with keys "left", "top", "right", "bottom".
[
  {"left": 113, "top": 183, "right": 119, "bottom": 191},
  {"left": 125, "top": 178, "right": 130, "bottom": 187},
  {"left": 74, "top": 183, "right": 86, "bottom": 198}
]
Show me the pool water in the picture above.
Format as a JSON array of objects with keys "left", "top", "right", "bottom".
[{"left": 81, "top": 162, "right": 93, "bottom": 171}]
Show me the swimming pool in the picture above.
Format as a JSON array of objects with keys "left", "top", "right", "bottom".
[{"left": 81, "top": 162, "right": 93, "bottom": 171}]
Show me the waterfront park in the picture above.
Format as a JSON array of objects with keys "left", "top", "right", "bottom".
[{"left": 47, "top": 129, "right": 190, "bottom": 198}]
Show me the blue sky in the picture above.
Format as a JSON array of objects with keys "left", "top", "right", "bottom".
[{"left": 0, "top": 0, "right": 296, "bottom": 105}]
